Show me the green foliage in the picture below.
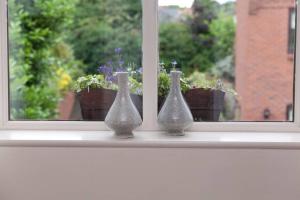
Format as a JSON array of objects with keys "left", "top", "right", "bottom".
[
  {"left": 129, "top": 77, "right": 143, "bottom": 95},
  {"left": 158, "top": 70, "right": 191, "bottom": 97},
  {"left": 188, "top": 71, "right": 217, "bottom": 89},
  {"left": 209, "top": 10, "right": 236, "bottom": 81},
  {"left": 73, "top": 74, "right": 142, "bottom": 95},
  {"left": 211, "top": 55, "right": 235, "bottom": 82},
  {"left": 210, "top": 12, "right": 235, "bottom": 61},
  {"left": 188, "top": 0, "right": 220, "bottom": 72},
  {"left": 160, "top": 0, "right": 235, "bottom": 74},
  {"left": 69, "top": 0, "right": 142, "bottom": 73},
  {"left": 9, "top": 0, "right": 79, "bottom": 120},
  {"left": 159, "top": 0, "right": 236, "bottom": 77},
  {"left": 9, "top": 1, "right": 31, "bottom": 119},
  {"left": 8, "top": 0, "right": 237, "bottom": 120},
  {"left": 158, "top": 72, "right": 171, "bottom": 97},
  {"left": 11, "top": 86, "right": 60, "bottom": 120},
  {"left": 73, "top": 75, "right": 107, "bottom": 92},
  {"left": 188, "top": 71, "right": 237, "bottom": 95},
  {"left": 158, "top": 69, "right": 237, "bottom": 98},
  {"left": 191, "top": 0, "right": 219, "bottom": 27},
  {"left": 159, "top": 23, "right": 196, "bottom": 72}
]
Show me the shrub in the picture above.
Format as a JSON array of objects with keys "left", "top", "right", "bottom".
[{"left": 9, "top": 0, "right": 79, "bottom": 120}]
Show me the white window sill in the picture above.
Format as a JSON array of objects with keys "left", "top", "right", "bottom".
[{"left": 0, "top": 131, "right": 300, "bottom": 149}]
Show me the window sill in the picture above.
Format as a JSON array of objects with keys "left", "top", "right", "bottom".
[{"left": 0, "top": 131, "right": 300, "bottom": 149}]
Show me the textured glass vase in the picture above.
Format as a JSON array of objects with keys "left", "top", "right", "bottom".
[
  {"left": 158, "top": 71, "right": 193, "bottom": 135},
  {"left": 105, "top": 72, "right": 142, "bottom": 138}
]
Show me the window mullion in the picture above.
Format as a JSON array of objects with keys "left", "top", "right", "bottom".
[
  {"left": 294, "top": 3, "right": 300, "bottom": 127},
  {"left": 0, "top": 0, "right": 8, "bottom": 129},
  {"left": 141, "top": 0, "right": 159, "bottom": 130}
]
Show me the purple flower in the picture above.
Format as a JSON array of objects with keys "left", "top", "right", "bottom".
[
  {"left": 107, "top": 60, "right": 113, "bottom": 66},
  {"left": 116, "top": 67, "right": 127, "bottom": 72},
  {"left": 118, "top": 59, "right": 125, "bottom": 67},
  {"left": 98, "top": 65, "right": 113, "bottom": 76},
  {"left": 106, "top": 75, "right": 117, "bottom": 83},
  {"left": 115, "top": 48, "right": 122, "bottom": 54}
]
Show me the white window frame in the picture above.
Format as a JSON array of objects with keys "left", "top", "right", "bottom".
[{"left": 0, "top": 0, "right": 300, "bottom": 132}]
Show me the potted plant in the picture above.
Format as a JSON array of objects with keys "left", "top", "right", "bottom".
[
  {"left": 185, "top": 71, "right": 237, "bottom": 121},
  {"left": 158, "top": 64, "right": 236, "bottom": 122},
  {"left": 158, "top": 66, "right": 190, "bottom": 111},
  {"left": 74, "top": 48, "right": 142, "bottom": 121}
]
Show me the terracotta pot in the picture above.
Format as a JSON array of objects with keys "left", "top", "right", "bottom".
[
  {"left": 58, "top": 92, "right": 75, "bottom": 120},
  {"left": 158, "top": 96, "right": 165, "bottom": 112},
  {"left": 78, "top": 88, "right": 142, "bottom": 121},
  {"left": 158, "top": 88, "right": 225, "bottom": 121},
  {"left": 183, "top": 88, "right": 225, "bottom": 122},
  {"left": 78, "top": 88, "right": 224, "bottom": 121}
]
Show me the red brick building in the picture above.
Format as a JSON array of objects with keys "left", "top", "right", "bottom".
[{"left": 235, "top": 0, "right": 295, "bottom": 121}]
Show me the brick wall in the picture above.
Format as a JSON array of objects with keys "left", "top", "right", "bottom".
[{"left": 235, "top": 0, "right": 295, "bottom": 121}]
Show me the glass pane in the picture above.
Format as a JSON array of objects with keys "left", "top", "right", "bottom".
[
  {"left": 158, "top": 0, "right": 296, "bottom": 122},
  {"left": 8, "top": 0, "right": 143, "bottom": 121}
]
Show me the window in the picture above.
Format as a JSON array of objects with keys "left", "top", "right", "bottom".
[
  {"left": 0, "top": 0, "right": 300, "bottom": 132},
  {"left": 7, "top": 0, "right": 143, "bottom": 121},
  {"left": 158, "top": 0, "right": 296, "bottom": 122}
]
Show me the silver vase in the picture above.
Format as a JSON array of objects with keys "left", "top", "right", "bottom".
[
  {"left": 158, "top": 71, "right": 193, "bottom": 135},
  {"left": 105, "top": 72, "right": 142, "bottom": 138}
]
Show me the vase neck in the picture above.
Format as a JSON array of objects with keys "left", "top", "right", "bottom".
[
  {"left": 117, "top": 72, "right": 129, "bottom": 95},
  {"left": 170, "top": 71, "right": 181, "bottom": 93}
]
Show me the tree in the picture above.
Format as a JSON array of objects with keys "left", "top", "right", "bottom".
[
  {"left": 190, "top": 0, "right": 219, "bottom": 35},
  {"left": 187, "top": 0, "right": 220, "bottom": 72},
  {"left": 9, "top": 0, "right": 78, "bottom": 119},
  {"left": 158, "top": 0, "right": 236, "bottom": 74},
  {"left": 159, "top": 22, "right": 196, "bottom": 73},
  {"left": 210, "top": 11, "right": 235, "bottom": 61},
  {"left": 69, "top": 0, "right": 143, "bottom": 73},
  {"left": 210, "top": 10, "right": 236, "bottom": 81}
]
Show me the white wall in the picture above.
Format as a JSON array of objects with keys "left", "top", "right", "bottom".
[{"left": 0, "top": 147, "right": 299, "bottom": 200}]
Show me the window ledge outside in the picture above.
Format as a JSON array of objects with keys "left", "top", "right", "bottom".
[{"left": 0, "top": 130, "right": 300, "bottom": 149}]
